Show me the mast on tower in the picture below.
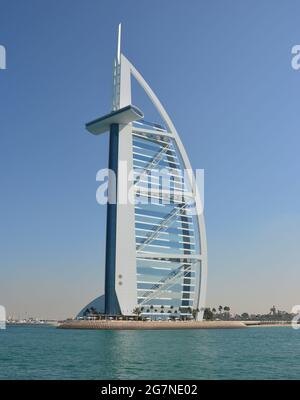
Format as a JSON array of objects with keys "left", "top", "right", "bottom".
[{"left": 112, "top": 23, "right": 122, "bottom": 111}]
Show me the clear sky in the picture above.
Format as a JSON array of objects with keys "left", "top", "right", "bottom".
[{"left": 0, "top": 0, "right": 300, "bottom": 319}]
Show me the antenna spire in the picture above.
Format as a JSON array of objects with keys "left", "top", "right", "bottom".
[{"left": 117, "top": 23, "right": 121, "bottom": 64}]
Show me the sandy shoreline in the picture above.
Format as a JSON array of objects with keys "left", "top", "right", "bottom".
[
  {"left": 58, "top": 320, "right": 248, "bottom": 330},
  {"left": 57, "top": 319, "right": 293, "bottom": 330}
]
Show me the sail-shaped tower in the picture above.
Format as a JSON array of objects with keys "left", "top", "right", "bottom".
[{"left": 85, "top": 25, "right": 207, "bottom": 321}]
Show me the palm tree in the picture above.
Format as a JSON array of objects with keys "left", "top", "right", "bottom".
[
  {"left": 270, "top": 305, "right": 276, "bottom": 316},
  {"left": 133, "top": 307, "right": 141, "bottom": 319},
  {"left": 90, "top": 307, "right": 97, "bottom": 315},
  {"left": 241, "top": 312, "right": 249, "bottom": 320},
  {"left": 218, "top": 305, "right": 223, "bottom": 314},
  {"left": 223, "top": 306, "right": 230, "bottom": 320},
  {"left": 203, "top": 308, "right": 213, "bottom": 320},
  {"left": 192, "top": 308, "right": 200, "bottom": 320},
  {"left": 212, "top": 308, "right": 216, "bottom": 314}
]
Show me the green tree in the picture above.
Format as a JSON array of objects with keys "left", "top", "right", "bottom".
[
  {"left": 270, "top": 305, "right": 276, "bottom": 316},
  {"left": 241, "top": 312, "right": 249, "bottom": 320},
  {"left": 133, "top": 307, "right": 141, "bottom": 319},
  {"left": 203, "top": 308, "right": 214, "bottom": 320},
  {"left": 192, "top": 308, "right": 200, "bottom": 320},
  {"left": 90, "top": 307, "right": 97, "bottom": 315},
  {"left": 223, "top": 306, "right": 230, "bottom": 320}
]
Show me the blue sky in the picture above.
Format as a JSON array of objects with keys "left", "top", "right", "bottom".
[{"left": 0, "top": 0, "right": 300, "bottom": 319}]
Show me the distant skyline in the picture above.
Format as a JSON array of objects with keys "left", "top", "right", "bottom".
[{"left": 1, "top": 1, "right": 300, "bottom": 319}]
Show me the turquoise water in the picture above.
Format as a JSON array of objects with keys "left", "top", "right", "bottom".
[{"left": 0, "top": 325, "right": 299, "bottom": 379}]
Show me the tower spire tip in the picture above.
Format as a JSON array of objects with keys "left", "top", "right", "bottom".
[{"left": 117, "top": 23, "right": 121, "bottom": 64}]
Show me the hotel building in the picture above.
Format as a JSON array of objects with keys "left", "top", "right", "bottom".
[{"left": 80, "top": 25, "right": 207, "bottom": 321}]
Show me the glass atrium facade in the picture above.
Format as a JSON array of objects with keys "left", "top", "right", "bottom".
[{"left": 132, "top": 121, "right": 201, "bottom": 319}]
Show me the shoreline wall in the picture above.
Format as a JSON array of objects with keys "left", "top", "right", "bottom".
[{"left": 57, "top": 320, "right": 247, "bottom": 330}]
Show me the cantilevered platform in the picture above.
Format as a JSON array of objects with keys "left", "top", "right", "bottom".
[{"left": 86, "top": 104, "right": 143, "bottom": 135}]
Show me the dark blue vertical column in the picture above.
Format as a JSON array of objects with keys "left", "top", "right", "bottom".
[{"left": 105, "top": 123, "right": 121, "bottom": 315}]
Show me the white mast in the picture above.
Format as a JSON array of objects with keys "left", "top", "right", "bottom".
[
  {"left": 112, "top": 23, "right": 122, "bottom": 110},
  {"left": 117, "top": 23, "right": 121, "bottom": 64}
]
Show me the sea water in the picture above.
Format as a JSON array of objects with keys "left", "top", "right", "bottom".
[{"left": 0, "top": 325, "right": 299, "bottom": 380}]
